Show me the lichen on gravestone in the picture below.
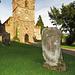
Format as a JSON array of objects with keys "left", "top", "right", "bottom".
[{"left": 42, "top": 27, "right": 67, "bottom": 72}]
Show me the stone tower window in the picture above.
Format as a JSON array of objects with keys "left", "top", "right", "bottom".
[
  {"left": 12, "top": 0, "right": 15, "bottom": 2},
  {"left": 26, "top": 27, "right": 28, "bottom": 30},
  {"left": 25, "top": 0, "right": 28, "bottom": 7}
]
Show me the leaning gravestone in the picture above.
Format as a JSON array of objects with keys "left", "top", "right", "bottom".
[
  {"left": 2, "top": 32, "right": 10, "bottom": 46},
  {"left": 42, "top": 27, "right": 67, "bottom": 72}
]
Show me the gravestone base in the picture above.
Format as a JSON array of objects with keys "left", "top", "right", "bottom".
[{"left": 43, "top": 59, "right": 67, "bottom": 72}]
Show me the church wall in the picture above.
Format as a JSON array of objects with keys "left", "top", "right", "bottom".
[
  {"left": 5, "top": 17, "right": 16, "bottom": 40},
  {"left": 0, "top": 36, "right": 2, "bottom": 41},
  {"left": 34, "top": 26, "right": 41, "bottom": 40},
  {"left": 2, "top": 0, "right": 42, "bottom": 43},
  {"left": 17, "top": 21, "right": 34, "bottom": 43},
  {"left": 17, "top": 0, "right": 35, "bottom": 10},
  {"left": 16, "top": 7, "right": 35, "bottom": 22},
  {"left": 2, "top": 0, "right": 41, "bottom": 43},
  {"left": 12, "top": 0, "right": 35, "bottom": 43},
  {"left": 0, "top": 0, "right": 42, "bottom": 43}
]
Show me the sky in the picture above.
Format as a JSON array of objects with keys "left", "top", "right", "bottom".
[{"left": 0, "top": 0, "right": 75, "bottom": 27}]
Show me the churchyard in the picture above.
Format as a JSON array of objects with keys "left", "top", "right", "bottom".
[
  {"left": 0, "top": 0, "right": 75, "bottom": 75},
  {"left": 0, "top": 41, "right": 75, "bottom": 75}
]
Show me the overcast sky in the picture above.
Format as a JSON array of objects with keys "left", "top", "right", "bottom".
[{"left": 0, "top": 0, "right": 75, "bottom": 27}]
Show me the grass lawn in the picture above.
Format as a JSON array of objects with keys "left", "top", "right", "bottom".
[
  {"left": 61, "top": 45, "right": 75, "bottom": 49},
  {"left": 0, "top": 42, "right": 75, "bottom": 75},
  {"left": 61, "top": 43, "right": 75, "bottom": 49}
]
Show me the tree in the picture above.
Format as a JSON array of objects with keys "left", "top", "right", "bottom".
[
  {"left": 45, "top": 26, "right": 48, "bottom": 28},
  {"left": 0, "top": 20, "right": 1, "bottom": 23},
  {"left": 0, "top": 20, "right": 1, "bottom": 26},
  {"left": 0, "top": 0, "right": 1, "bottom": 3},
  {"left": 48, "top": 1, "right": 75, "bottom": 45},
  {"left": 36, "top": 15, "right": 45, "bottom": 33}
]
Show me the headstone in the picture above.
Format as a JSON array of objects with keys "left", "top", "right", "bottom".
[
  {"left": 42, "top": 27, "right": 67, "bottom": 72},
  {"left": 2, "top": 32, "right": 10, "bottom": 46}
]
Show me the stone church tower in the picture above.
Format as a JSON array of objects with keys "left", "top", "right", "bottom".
[
  {"left": 12, "top": 0, "right": 35, "bottom": 43},
  {"left": 1, "top": 0, "right": 41, "bottom": 43}
]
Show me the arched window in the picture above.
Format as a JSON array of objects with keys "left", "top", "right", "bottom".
[
  {"left": 25, "top": 0, "right": 28, "bottom": 7},
  {"left": 25, "top": 34, "right": 29, "bottom": 42}
]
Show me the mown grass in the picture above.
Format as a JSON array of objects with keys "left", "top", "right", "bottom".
[
  {"left": 61, "top": 45, "right": 75, "bottom": 49},
  {"left": 61, "top": 43, "right": 75, "bottom": 49},
  {"left": 0, "top": 42, "right": 75, "bottom": 75}
]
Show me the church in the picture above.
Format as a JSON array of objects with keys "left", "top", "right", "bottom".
[{"left": 1, "top": 0, "right": 41, "bottom": 43}]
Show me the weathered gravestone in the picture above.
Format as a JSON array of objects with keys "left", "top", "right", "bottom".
[
  {"left": 42, "top": 27, "right": 67, "bottom": 72},
  {"left": 2, "top": 32, "right": 10, "bottom": 46}
]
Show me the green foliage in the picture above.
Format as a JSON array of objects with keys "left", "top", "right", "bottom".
[
  {"left": 48, "top": 1, "right": 75, "bottom": 45},
  {"left": 35, "top": 39, "right": 41, "bottom": 42},
  {"left": 45, "top": 26, "right": 49, "bottom": 28},
  {"left": 48, "top": 7, "right": 62, "bottom": 25},
  {"left": 36, "top": 15, "right": 45, "bottom": 34},
  {"left": 13, "top": 28, "right": 20, "bottom": 41},
  {"left": 13, "top": 36, "right": 20, "bottom": 41},
  {"left": 0, "top": 0, "right": 1, "bottom": 3},
  {"left": 61, "top": 34, "right": 68, "bottom": 41},
  {"left": 0, "top": 20, "right": 1, "bottom": 24},
  {"left": 66, "top": 36, "right": 72, "bottom": 45}
]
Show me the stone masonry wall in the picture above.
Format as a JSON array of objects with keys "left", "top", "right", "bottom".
[
  {"left": 3, "top": 0, "right": 41, "bottom": 43},
  {"left": 12, "top": 0, "right": 35, "bottom": 43},
  {"left": 34, "top": 26, "right": 41, "bottom": 40},
  {"left": 4, "top": 17, "right": 16, "bottom": 40}
]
